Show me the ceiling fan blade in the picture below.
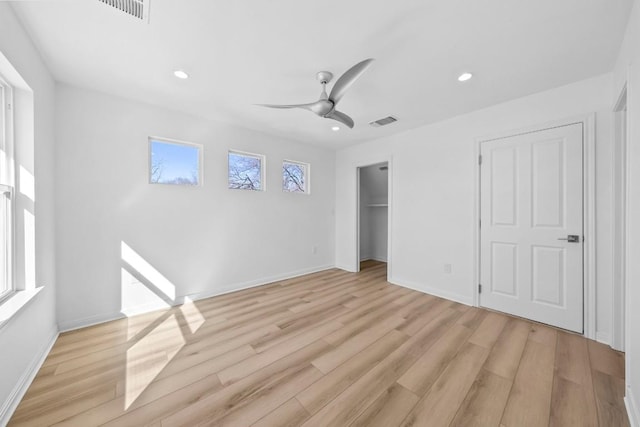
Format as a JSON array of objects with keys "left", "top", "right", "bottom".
[
  {"left": 255, "top": 103, "right": 314, "bottom": 111},
  {"left": 328, "top": 58, "right": 374, "bottom": 106},
  {"left": 325, "top": 110, "right": 355, "bottom": 129}
]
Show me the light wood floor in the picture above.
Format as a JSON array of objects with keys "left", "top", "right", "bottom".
[{"left": 10, "top": 261, "right": 629, "bottom": 426}]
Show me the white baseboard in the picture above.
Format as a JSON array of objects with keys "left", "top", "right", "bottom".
[
  {"left": 335, "top": 264, "right": 358, "bottom": 273},
  {"left": 0, "top": 327, "right": 58, "bottom": 425},
  {"left": 59, "top": 264, "right": 335, "bottom": 332},
  {"left": 389, "top": 276, "right": 473, "bottom": 306},
  {"left": 360, "top": 256, "right": 388, "bottom": 263},
  {"left": 626, "top": 386, "right": 640, "bottom": 427},
  {"left": 596, "top": 331, "right": 611, "bottom": 346}
]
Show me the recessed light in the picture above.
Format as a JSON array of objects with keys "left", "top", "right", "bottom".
[
  {"left": 174, "top": 70, "right": 189, "bottom": 79},
  {"left": 331, "top": 126, "right": 340, "bottom": 131},
  {"left": 458, "top": 72, "right": 473, "bottom": 82}
]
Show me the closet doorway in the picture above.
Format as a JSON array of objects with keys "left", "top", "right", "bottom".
[{"left": 357, "top": 162, "right": 389, "bottom": 272}]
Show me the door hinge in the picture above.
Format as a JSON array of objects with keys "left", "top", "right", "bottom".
[
  {"left": 478, "top": 155, "right": 483, "bottom": 165},
  {"left": 7, "top": 103, "right": 11, "bottom": 111},
  {"left": 478, "top": 284, "right": 482, "bottom": 294}
]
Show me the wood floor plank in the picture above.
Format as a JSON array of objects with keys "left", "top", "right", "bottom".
[
  {"left": 217, "top": 320, "right": 342, "bottom": 385},
  {"left": 555, "top": 331, "right": 593, "bottom": 386},
  {"left": 300, "top": 308, "right": 463, "bottom": 427},
  {"left": 449, "top": 368, "right": 512, "bottom": 427},
  {"left": 9, "top": 262, "right": 629, "bottom": 427},
  {"left": 456, "top": 306, "right": 488, "bottom": 331},
  {"left": 297, "top": 329, "right": 408, "bottom": 415},
  {"left": 483, "top": 318, "right": 530, "bottom": 380},
  {"left": 467, "top": 311, "right": 509, "bottom": 348},
  {"left": 397, "top": 323, "right": 473, "bottom": 395},
  {"left": 350, "top": 383, "right": 419, "bottom": 427},
  {"left": 396, "top": 297, "right": 451, "bottom": 336},
  {"left": 250, "top": 398, "right": 310, "bottom": 427},
  {"left": 591, "top": 369, "right": 630, "bottom": 427},
  {"left": 588, "top": 339, "right": 625, "bottom": 379},
  {"left": 160, "top": 340, "right": 331, "bottom": 426},
  {"left": 50, "top": 368, "right": 224, "bottom": 426},
  {"left": 549, "top": 376, "right": 598, "bottom": 427},
  {"left": 313, "top": 315, "right": 405, "bottom": 374},
  {"left": 398, "top": 342, "right": 490, "bottom": 427},
  {"left": 9, "top": 381, "right": 117, "bottom": 426},
  {"left": 500, "top": 339, "right": 556, "bottom": 427},
  {"left": 100, "top": 374, "right": 224, "bottom": 426}
]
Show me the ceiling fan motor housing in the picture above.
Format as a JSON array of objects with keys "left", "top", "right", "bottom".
[{"left": 316, "top": 71, "right": 334, "bottom": 84}]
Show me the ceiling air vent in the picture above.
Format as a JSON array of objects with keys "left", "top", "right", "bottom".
[
  {"left": 98, "top": 0, "right": 149, "bottom": 21},
  {"left": 369, "top": 116, "right": 398, "bottom": 127}
]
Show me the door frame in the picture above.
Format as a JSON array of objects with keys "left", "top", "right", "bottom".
[
  {"left": 473, "top": 114, "right": 596, "bottom": 339},
  {"left": 355, "top": 158, "right": 393, "bottom": 277},
  {"left": 611, "top": 84, "right": 628, "bottom": 351}
]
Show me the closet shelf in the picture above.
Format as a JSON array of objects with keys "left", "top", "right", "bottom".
[{"left": 367, "top": 204, "right": 388, "bottom": 207}]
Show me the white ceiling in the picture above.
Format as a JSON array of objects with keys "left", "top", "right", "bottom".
[{"left": 11, "top": 0, "right": 632, "bottom": 149}]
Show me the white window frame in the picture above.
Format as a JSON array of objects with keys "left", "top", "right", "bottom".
[
  {"left": 228, "top": 150, "right": 266, "bottom": 191},
  {"left": 282, "top": 159, "right": 310, "bottom": 194},
  {"left": 148, "top": 136, "right": 203, "bottom": 186},
  {"left": 0, "top": 74, "right": 15, "bottom": 303}
]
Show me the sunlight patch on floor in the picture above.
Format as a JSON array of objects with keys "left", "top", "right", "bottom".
[{"left": 125, "top": 313, "right": 185, "bottom": 409}]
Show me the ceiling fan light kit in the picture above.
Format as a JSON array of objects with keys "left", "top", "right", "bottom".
[{"left": 257, "top": 58, "right": 375, "bottom": 129}]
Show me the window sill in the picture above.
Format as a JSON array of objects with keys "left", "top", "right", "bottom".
[{"left": 0, "top": 288, "right": 43, "bottom": 331}]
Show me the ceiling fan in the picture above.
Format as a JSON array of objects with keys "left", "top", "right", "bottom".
[{"left": 257, "top": 58, "right": 374, "bottom": 129}]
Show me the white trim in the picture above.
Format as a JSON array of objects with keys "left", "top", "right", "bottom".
[
  {"left": 0, "top": 327, "right": 58, "bottom": 425},
  {"left": 354, "top": 158, "right": 393, "bottom": 279},
  {"left": 596, "top": 331, "right": 611, "bottom": 345},
  {"left": 625, "top": 65, "right": 634, "bottom": 427},
  {"left": 390, "top": 276, "right": 473, "bottom": 307},
  {"left": 387, "top": 157, "right": 394, "bottom": 280},
  {"left": 584, "top": 114, "right": 596, "bottom": 340},
  {"left": 473, "top": 114, "right": 596, "bottom": 339},
  {"left": 58, "top": 264, "right": 335, "bottom": 332},
  {"left": 356, "top": 166, "right": 361, "bottom": 271},
  {"left": 626, "top": 387, "right": 640, "bottom": 427},
  {"left": 0, "top": 287, "right": 42, "bottom": 331},
  {"left": 335, "top": 263, "right": 358, "bottom": 273},
  {"left": 611, "top": 81, "right": 628, "bottom": 351},
  {"left": 360, "top": 256, "right": 388, "bottom": 263}
]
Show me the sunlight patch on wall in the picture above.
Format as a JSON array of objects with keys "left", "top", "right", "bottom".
[
  {"left": 120, "top": 267, "right": 170, "bottom": 320},
  {"left": 121, "top": 241, "right": 176, "bottom": 300},
  {"left": 125, "top": 313, "right": 185, "bottom": 409},
  {"left": 0, "top": 149, "right": 8, "bottom": 185},
  {"left": 19, "top": 165, "right": 34, "bottom": 202},
  {"left": 23, "top": 209, "right": 35, "bottom": 290}
]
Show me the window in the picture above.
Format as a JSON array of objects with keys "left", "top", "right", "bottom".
[
  {"left": 228, "top": 151, "right": 264, "bottom": 191},
  {"left": 0, "top": 76, "right": 13, "bottom": 301},
  {"left": 282, "top": 160, "right": 309, "bottom": 194},
  {"left": 149, "top": 138, "right": 201, "bottom": 186}
]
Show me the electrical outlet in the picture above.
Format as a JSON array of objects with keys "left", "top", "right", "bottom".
[
  {"left": 444, "top": 263, "right": 452, "bottom": 274},
  {"left": 312, "top": 246, "right": 318, "bottom": 255}
]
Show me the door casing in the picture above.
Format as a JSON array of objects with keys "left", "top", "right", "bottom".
[{"left": 473, "top": 114, "right": 596, "bottom": 339}]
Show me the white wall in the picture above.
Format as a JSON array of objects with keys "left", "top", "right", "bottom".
[
  {"left": 55, "top": 84, "right": 335, "bottom": 330},
  {"left": 614, "top": 0, "right": 640, "bottom": 424},
  {"left": 0, "top": 4, "right": 58, "bottom": 424},
  {"left": 336, "top": 73, "right": 614, "bottom": 331}
]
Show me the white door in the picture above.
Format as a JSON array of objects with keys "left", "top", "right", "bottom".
[{"left": 480, "top": 123, "right": 583, "bottom": 333}]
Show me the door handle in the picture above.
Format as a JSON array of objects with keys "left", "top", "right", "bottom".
[{"left": 558, "top": 235, "right": 580, "bottom": 243}]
